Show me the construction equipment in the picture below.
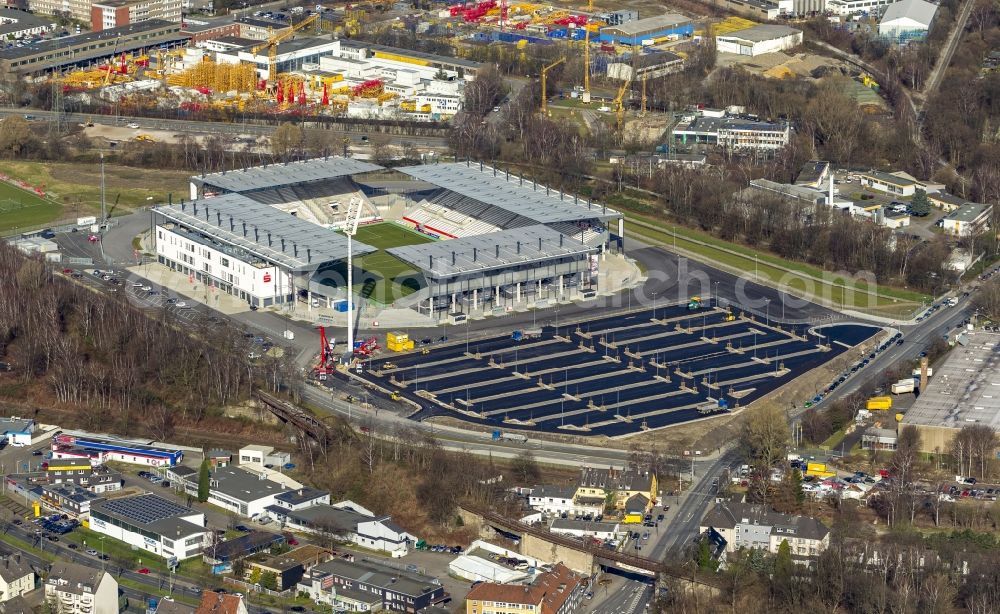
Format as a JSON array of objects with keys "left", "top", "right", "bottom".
[
  {"left": 540, "top": 56, "right": 565, "bottom": 113},
  {"left": 316, "top": 326, "right": 336, "bottom": 373},
  {"left": 251, "top": 12, "right": 321, "bottom": 88},
  {"left": 687, "top": 296, "right": 702, "bottom": 310},
  {"left": 613, "top": 75, "right": 631, "bottom": 129},
  {"left": 640, "top": 74, "right": 647, "bottom": 115}
]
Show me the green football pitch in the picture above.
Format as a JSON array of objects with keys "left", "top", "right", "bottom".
[
  {"left": 0, "top": 182, "right": 62, "bottom": 233},
  {"left": 336, "top": 222, "right": 435, "bottom": 304}
]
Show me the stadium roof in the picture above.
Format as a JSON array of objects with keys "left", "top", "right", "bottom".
[
  {"left": 396, "top": 162, "right": 621, "bottom": 224},
  {"left": 387, "top": 225, "right": 596, "bottom": 278},
  {"left": 195, "top": 157, "right": 383, "bottom": 194},
  {"left": 154, "top": 193, "right": 375, "bottom": 271}
]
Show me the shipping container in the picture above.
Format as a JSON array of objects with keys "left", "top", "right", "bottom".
[{"left": 866, "top": 396, "right": 892, "bottom": 410}]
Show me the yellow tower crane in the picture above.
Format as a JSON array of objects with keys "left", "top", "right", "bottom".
[
  {"left": 640, "top": 73, "right": 647, "bottom": 115},
  {"left": 540, "top": 56, "right": 565, "bottom": 114},
  {"left": 251, "top": 12, "right": 321, "bottom": 88},
  {"left": 614, "top": 76, "right": 631, "bottom": 129},
  {"left": 582, "top": 29, "right": 591, "bottom": 104}
]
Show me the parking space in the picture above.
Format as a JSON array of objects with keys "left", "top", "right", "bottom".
[{"left": 361, "top": 304, "right": 880, "bottom": 437}]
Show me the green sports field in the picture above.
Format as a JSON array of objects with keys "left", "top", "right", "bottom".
[
  {"left": 0, "top": 182, "right": 62, "bottom": 233},
  {"left": 333, "top": 222, "right": 435, "bottom": 305}
]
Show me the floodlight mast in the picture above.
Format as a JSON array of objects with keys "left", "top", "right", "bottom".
[{"left": 344, "top": 197, "right": 364, "bottom": 362}]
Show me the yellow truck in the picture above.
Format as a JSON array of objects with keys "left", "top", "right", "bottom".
[
  {"left": 805, "top": 462, "right": 835, "bottom": 479},
  {"left": 866, "top": 396, "right": 892, "bottom": 411}
]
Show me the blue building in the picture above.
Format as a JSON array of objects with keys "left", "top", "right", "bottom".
[{"left": 598, "top": 13, "right": 693, "bottom": 45}]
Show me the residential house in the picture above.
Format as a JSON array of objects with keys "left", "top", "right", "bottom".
[
  {"left": 941, "top": 202, "right": 992, "bottom": 237},
  {"left": 465, "top": 563, "right": 585, "bottom": 614},
  {"left": 0, "top": 555, "right": 33, "bottom": 603},
  {"left": 699, "top": 501, "right": 830, "bottom": 558},
  {"left": 47, "top": 458, "right": 122, "bottom": 494},
  {"left": 0, "top": 596, "right": 32, "bottom": 613},
  {"left": 268, "top": 503, "right": 416, "bottom": 556},
  {"left": 577, "top": 467, "right": 657, "bottom": 511},
  {"left": 247, "top": 555, "right": 304, "bottom": 591},
  {"left": 154, "top": 598, "right": 196, "bottom": 614},
  {"left": 528, "top": 484, "right": 603, "bottom": 517},
  {"left": 40, "top": 483, "right": 102, "bottom": 519},
  {"left": 44, "top": 561, "right": 118, "bottom": 614},
  {"left": 237, "top": 445, "right": 290, "bottom": 471},
  {"left": 272, "top": 487, "right": 330, "bottom": 512},
  {"left": 299, "top": 557, "right": 446, "bottom": 612},
  {"left": 194, "top": 592, "right": 248, "bottom": 614}
]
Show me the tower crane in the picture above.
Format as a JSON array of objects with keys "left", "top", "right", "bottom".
[
  {"left": 540, "top": 56, "right": 565, "bottom": 114},
  {"left": 613, "top": 76, "right": 631, "bottom": 130},
  {"left": 251, "top": 12, "right": 321, "bottom": 88}
]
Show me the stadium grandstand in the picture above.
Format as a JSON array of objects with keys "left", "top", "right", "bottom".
[{"left": 152, "top": 158, "right": 624, "bottom": 317}]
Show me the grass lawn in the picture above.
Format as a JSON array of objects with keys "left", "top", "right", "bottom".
[
  {"left": 625, "top": 217, "right": 926, "bottom": 318},
  {"left": 334, "top": 222, "right": 434, "bottom": 304},
  {"left": 0, "top": 161, "right": 191, "bottom": 225},
  {"left": 0, "top": 181, "right": 63, "bottom": 233}
]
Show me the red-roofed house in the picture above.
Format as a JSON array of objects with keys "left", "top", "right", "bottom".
[
  {"left": 195, "top": 593, "right": 248, "bottom": 614},
  {"left": 465, "top": 563, "right": 585, "bottom": 614}
]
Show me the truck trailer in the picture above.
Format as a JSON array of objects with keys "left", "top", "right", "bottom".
[
  {"left": 891, "top": 380, "right": 915, "bottom": 394},
  {"left": 491, "top": 430, "right": 529, "bottom": 443}
]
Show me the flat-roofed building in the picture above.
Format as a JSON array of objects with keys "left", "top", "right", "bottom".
[
  {"left": 300, "top": 557, "right": 446, "bottom": 612},
  {"left": 716, "top": 24, "right": 803, "bottom": 56},
  {"left": 91, "top": 0, "right": 181, "bottom": 31},
  {"left": 89, "top": 493, "right": 208, "bottom": 560},
  {"left": 598, "top": 13, "right": 693, "bottom": 45},
  {"left": 900, "top": 332, "right": 1000, "bottom": 453},
  {"left": 0, "top": 19, "right": 184, "bottom": 75},
  {"left": 941, "top": 202, "right": 992, "bottom": 237}
]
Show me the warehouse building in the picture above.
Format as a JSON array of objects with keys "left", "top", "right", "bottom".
[
  {"left": 90, "top": 494, "right": 209, "bottom": 560},
  {"left": 0, "top": 19, "right": 184, "bottom": 75},
  {"left": 716, "top": 24, "right": 803, "bottom": 56},
  {"left": 900, "top": 332, "right": 1000, "bottom": 453},
  {"left": 607, "top": 51, "right": 684, "bottom": 81},
  {"left": 598, "top": 13, "right": 693, "bottom": 45},
  {"left": 878, "top": 0, "right": 937, "bottom": 42}
]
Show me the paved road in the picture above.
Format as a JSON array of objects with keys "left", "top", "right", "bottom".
[
  {"left": 0, "top": 107, "right": 449, "bottom": 148},
  {"left": 921, "top": 0, "right": 976, "bottom": 109}
]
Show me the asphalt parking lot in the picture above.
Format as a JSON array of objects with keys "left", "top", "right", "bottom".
[{"left": 361, "top": 304, "right": 879, "bottom": 437}]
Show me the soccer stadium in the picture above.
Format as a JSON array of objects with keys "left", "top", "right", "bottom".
[
  {"left": 358, "top": 304, "right": 879, "bottom": 437},
  {"left": 153, "top": 157, "right": 624, "bottom": 315}
]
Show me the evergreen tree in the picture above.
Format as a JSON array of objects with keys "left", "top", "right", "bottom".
[
  {"left": 910, "top": 189, "right": 931, "bottom": 217},
  {"left": 197, "top": 458, "right": 210, "bottom": 503}
]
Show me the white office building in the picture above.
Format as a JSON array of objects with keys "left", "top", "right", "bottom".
[{"left": 89, "top": 494, "right": 209, "bottom": 561}]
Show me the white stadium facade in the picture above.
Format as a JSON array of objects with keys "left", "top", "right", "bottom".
[{"left": 151, "top": 157, "right": 623, "bottom": 317}]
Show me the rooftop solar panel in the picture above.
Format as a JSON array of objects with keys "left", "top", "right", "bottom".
[{"left": 96, "top": 494, "right": 190, "bottom": 524}]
